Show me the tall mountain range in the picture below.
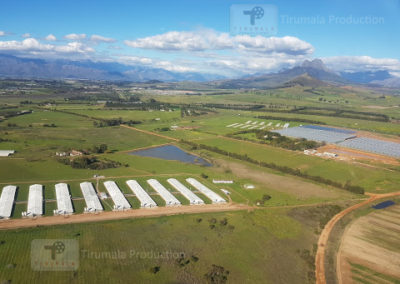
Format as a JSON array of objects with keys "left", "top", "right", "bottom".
[
  {"left": 0, "top": 54, "right": 223, "bottom": 82},
  {"left": 0, "top": 54, "right": 399, "bottom": 88}
]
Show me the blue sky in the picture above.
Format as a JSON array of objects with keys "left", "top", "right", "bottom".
[{"left": 0, "top": 0, "right": 399, "bottom": 76}]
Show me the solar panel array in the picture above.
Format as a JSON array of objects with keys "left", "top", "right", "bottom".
[
  {"left": 27, "top": 184, "right": 43, "bottom": 216},
  {"left": 0, "top": 185, "right": 17, "bottom": 218},
  {"left": 338, "top": 137, "right": 400, "bottom": 158},
  {"left": 147, "top": 179, "right": 181, "bottom": 206},
  {"left": 302, "top": 125, "right": 356, "bottom": 134},
  {"left": 55, "top": 183, "right": 74, "bottom": 215},
  {"left": 126, "top": 180, "right": 157, "bottom": 208},
  {"left": 186, "top": 178, "right": 226, "bottom": 204},
  {"left": 80, "top": 182, "right": 103, "bottom": 212},
  {"left": 104, "top": 181, "right": 131, "bottom": 210},
  {"left": 167, "top": 178, "right": 204, "bottom": 205},
  {"left": 274, "top": 126, "right": 356, "bottom": 143}
]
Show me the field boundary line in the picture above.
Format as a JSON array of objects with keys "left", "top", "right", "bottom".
[{"left": 120, "top": 124, "right": 179, "bottom": 141}]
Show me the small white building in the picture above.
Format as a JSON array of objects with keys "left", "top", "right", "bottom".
[
  {"left": 323, "top": 152, "right": 338, "bottom": 158},
  {"left": 212, "top": 180, "right": 233, "bottom": 184}
]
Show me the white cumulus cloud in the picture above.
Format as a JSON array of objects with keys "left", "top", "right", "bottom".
[
  {"left": 323, "top": 56, "right": 400, "bottom": 73},
  {"left": 64, "top": 33, "right": 86, "bottom": 40},
  {"left": 0, "top": 38, "right": 94, "bottom": 55},
  {"left": 0, "top": 31, "right": 5, "bottom": 37},
  {"left": 21, "top": 33, "right": 31, "bottom": 38},
  {"left": 45, "top": 34, "right": 57, "bottom": 41},
  {"left": 90, "top": 34, "right": 116, "bottom": 43},
  {"left": 124, "top": 29, "right": 314, "bottom": 56}
]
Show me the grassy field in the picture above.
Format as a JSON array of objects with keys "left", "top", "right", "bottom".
[
  {"left": 194, "top": 137, "right": 400, "bottom": 193},
  {"left": 0, "top": 206, "right": 338, "bottom": 284}
]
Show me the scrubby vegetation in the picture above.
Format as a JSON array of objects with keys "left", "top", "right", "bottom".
[{"left": 57, "top": 156, "right": 122, "bottom": 170}]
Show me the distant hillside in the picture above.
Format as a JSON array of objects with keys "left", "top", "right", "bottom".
[
  {"left": 283, "top": 74, "right": 328, "bottom": 88},
  {"left": 0, "top": 54, "right": 223, "bottom": 82},
  {"left": 210, "top": 59, "right": 347, "bottom": 89}
]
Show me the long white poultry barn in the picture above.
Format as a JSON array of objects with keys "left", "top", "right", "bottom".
[
  {"left": 167, "top": 178, "right": 204, "bottom": 205},
  {"left": 104, "top": 181, "right": 131, "bottom": 211},
  {"left": 80, "top": 182, "right": 103, "bottom": 213},
  {"left": 147, "top": 179, "right": 181, "bottom": 206},
  {"left": 0, "top": 185, "right": 17, "bottom": 218},
  {"left": 185, "top": 178, "right": 226, "bottom": 204},
  {"left": 54, "top": 183, "right": 74, "bottom": 215},
  {"left": 126, "top": 180, "right": 157, "bottom": 208},
  {"left": 25, "top": 184, "right": 43, "bottom": 217}
]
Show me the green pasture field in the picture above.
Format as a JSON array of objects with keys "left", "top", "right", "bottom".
[
  {"left": 0, "top": 206, "right": 333, "bottom": 284},
  {"left": 195, "top": 137, "right": 400, "bottom": 193}
]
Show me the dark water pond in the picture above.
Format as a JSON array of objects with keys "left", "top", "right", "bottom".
[{"left": 129, "top": 145, "right": 211, "bottom": 166}]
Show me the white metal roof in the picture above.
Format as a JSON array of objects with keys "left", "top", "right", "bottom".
[
  {"left": 27, "top": 184, "right": 43, "bottom": 216},
  {"left": 167, "top": 178, "right": 204, "bottom": 205},
  {"left": 55, "top": 183, "right": 74, "bottom": 214},
  {"left": 126, "top": 180, "right": 157, "bottom": 208},
  {"left": 147, "top": 179, "right": 181, "bottom": 206},
  {"left": 0, "top": 150, "right": 15, "bottom": 157},
  {"left": 80, "top": 182, "right": 103, "bottom": 212},
  {"left": 104, "top": 181, "right": 131, "bottom": 210},
  {"left": 0, "top": 185, "right": 17, "bottom": 218},
  {"left": 185, "top": 178, "right": 226, "bottom": 204}
]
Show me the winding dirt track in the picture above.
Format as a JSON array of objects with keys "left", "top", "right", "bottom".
[
  {"left": 0, "top": 203, "right": 250, "bottom": 230},
  {"left": 315, "top": 191, "right": 400, "bottom": 284}
]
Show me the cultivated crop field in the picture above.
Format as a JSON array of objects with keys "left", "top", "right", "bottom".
[{"left": 338, "top": 202, "right": 400, "bottom": 283}]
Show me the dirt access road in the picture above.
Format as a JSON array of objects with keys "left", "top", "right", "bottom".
[
  {"left": 0, "top": 203, "right": 250, "bottom": 230},
  {"left": 120, "top": 124, "right": 179, "bottom": 141},
  {"left": 315, "top": 191, "right": 400, "bottom": 284}
]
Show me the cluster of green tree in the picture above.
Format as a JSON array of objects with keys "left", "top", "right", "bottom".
[
  {"left": 90, "top": 144, "right": 108, "bottom": 154},
  {"left": 68, "top": 92, "right": 121, "bottom": 102},
  {"left": 55, "top": 110, "right": 141, "bottom": 127},
  {"left": 204, "top": 91, "right": 235, "bottom": 95},
  {"left": 19, "top": 100, "right": 33, "bottom": 105},
  {"left": 154, "top": 127, "right": 170, "bottom": 132},
  {"left": 43, "top": 123, "right": 57, "bottom": 127},
  {"left": 93, "top": 118, "right": 140, "bottom": 127},
  {"left": 207, "top": 217, "right": 234, "bottom": 231},
  {"left": 266, "top": 106, "right": 389, "bottom": 122},
  {"left": 0, "top": 109, "right": 32, "bottom": 119},
  {"left": 181, "top": 140, "right": 364, "bottom": 194},
  {"left": 255, "top": 115, "right": 326, "bottom": 125},
  {"left": 176, "top": 254, "right": 199, "bottom": 268},
  {"left": 291, "top": 106, "right": 389, "bottom": 121},
  {"left": 255, "top": 194, "right": 271, "bottom": 206},
  {"left": 57, "top": 156, "right": 122, "bottom": 170},
  {"left": 201, "top": 103, "right": 264, "bottom": 111},
  {"left": 228, "top": 129, "right": 323, "bottom": 151},
  {"left": 105, "top": 98, "right": 172, "bottom": 111},
  {"left": 204, "top": 264, "right": 230, "bottom": 284}
]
